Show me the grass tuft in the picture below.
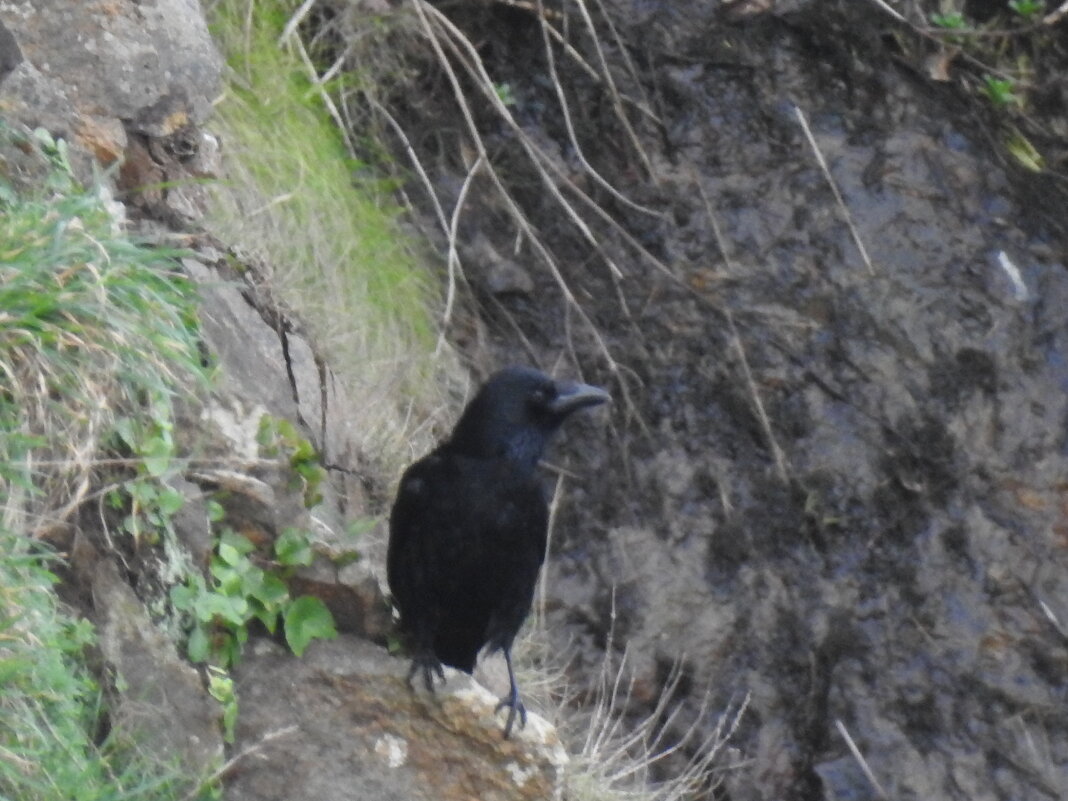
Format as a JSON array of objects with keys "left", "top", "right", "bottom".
[
  {"left": 206, "top": 0, "right": 452, "bottom": 470},
  {"left": 562, "top": 644, "right": 748, "bottom": 801},
  {"left": 0, "top": 123, "right": 208, "bottom": 537}
]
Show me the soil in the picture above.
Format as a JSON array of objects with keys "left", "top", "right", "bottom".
[{"left": 335, "top": 1, "right": 1068, "bottom": 798}]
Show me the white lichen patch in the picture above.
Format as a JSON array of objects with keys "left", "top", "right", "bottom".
[
  {"left": 505, "top": 760, "right": 538, "bottom": 787},
  {"left": 200, "top": 399, "right": 268, "bottom": 459},
  {"left": 373, "top": 734, "right": 408, "bottom": 768}
]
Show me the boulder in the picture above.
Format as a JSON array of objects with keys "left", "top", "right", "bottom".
[
  {"left": 75, "top": 537, "right": 224, "bottom": 775},
  {"left": 227, "top": 637, "right": 569, "bottom": 801},
  {"left": 0, "top": 0, "right": 222, "bottom": 213}
]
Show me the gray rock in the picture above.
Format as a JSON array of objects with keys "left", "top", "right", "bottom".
[
  {"left": 87, "top": 549, "right": 223, "bottom": 775},
  {"left": 183, "top": 257, "right": 301, "bottom": 423},
  {"left": 167, "top": 475, "right": 213, "bottom": 569},
  {"left": 0, "top": 0, "right": 221, "bottom": 196},
  {"left": 185, "top": 254, "right": 365, "bottom": 466},
  {"left": 227, "top": 637, "right": 568, "bottom": 801},
  {"left": 0, "top": 0, "right": 221, "bottom": 136},
  {"left": 462, "top": 232, "right": 535, "bottom": 296},
  {"left": 0, "top": 20, "right": 21, "bottom": 80},
  {"left": 0, "top": 60, "right": 98, "bottom": 169}
]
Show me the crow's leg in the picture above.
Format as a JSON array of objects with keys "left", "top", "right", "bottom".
[{"left": 494, "top": 646, "right": 527, "bottom": 738}]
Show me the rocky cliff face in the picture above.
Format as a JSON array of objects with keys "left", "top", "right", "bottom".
[
  {"left": 7, "top": 2, "right": 1068, "bottom": 801},
  {"left": 1, "top": 0, "right": 219, "bottom": 184}
]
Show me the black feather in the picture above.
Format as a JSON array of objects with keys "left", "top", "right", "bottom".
[{"left": 387, "top": 366, "right": 609, "bottom": 736}]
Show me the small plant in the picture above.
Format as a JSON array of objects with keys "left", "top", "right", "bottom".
[
  {"left": 207, "top": 666, "right": 238, "bottom": 743},
  {"left": 1008, "top": 0, "right": 1043, "bottom": 20},
  {"left": 930, "top": 10, "right": 967, "bottom": 28},
  {"left": 169, "top": 526, "right": 337, "bottom": 671},
  {"left": 1005, "top": 130, "right": 1045, "bottom": 171},
  {"left": 984, "top": 75, "right": 1021, "bottom": 107},
  {"left": 30, "top": 127, "right": 77, "bottom": 191},
  {"left": 107, "top": 400, "right": 186, "bottom": 546},
  {"left": 494, "top": 82, "right": 518, "bottom": 107},
  {"left": 168, "top": 523, "right": 336, "bottom": 745},
  {"left": 257, "top": 414, "right": 326, "bottom": 507}
]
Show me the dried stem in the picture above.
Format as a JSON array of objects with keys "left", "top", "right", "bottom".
[{"left": 792, "top": 104, "right": 876, "bottom": 276}]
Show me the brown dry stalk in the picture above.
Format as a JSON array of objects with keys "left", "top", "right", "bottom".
[{"left": 792, "top": 104, "right": 876, "bottom": 276}]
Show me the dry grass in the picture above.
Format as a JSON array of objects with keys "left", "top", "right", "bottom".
[
  {"left": 563, "top": 645, "right": 749, "bottom": 801},
  {"left": 519, "top": 585, "right": 748, "bottom": 801}
]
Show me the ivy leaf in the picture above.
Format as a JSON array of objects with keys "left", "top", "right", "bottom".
[
  {"left": 219, "top": 530, "right": 256, "bottom": 556},
  {"left": 141, "top": 434, "right": 172, "bottom": 477},
  {"left": 156, "top": 487, "right": 185, "bottom": 516},
  {"left": 207, "top": 499, "right": 226, "bottom": 522},
  {"left": 195, "top": 591, "right": 248, "bottom": 625},
  {"left": 284, "top": 596, "right": 337, "bottom": 657},
  {"left": 187, "top": 625, "right": 210, "bottom": 663},
  {"left": 256, "top": 415, "right": 277, "bottom": 453},
  {"left": 218, "top": 633, "right": 241, "bottom": 670},
  {"left": 253, "top": 572, "right": 290, "bottom": 609},
  {"left": 112, "top": 417, "right": 137, "bottom": 451},
  {"left": 275, "top": 527, "right": 314, "bottom": 567},
  {"left": 208, "top": 669, "right": 237, "bottom": 743},
  {"left": 170, "top": 581, "right": 195, "bottom": 611},
  {"left": 253, "top": 605, "right": 281, "bottom": 634},
  {"left": 216, "top": 541, "right": 243, "bottom": 568},
  {"left": 213, "top": 563, "right": 245, "bottom": 597},
  {"left": 126, "top": 480, "right": 158, "bottom": 505}
]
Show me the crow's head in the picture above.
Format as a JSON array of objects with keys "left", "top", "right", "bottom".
[{"left": 448, "top": 366, "right": 610, "bottom": 467}]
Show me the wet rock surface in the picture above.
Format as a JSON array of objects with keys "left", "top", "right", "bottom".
[{"left": 359, "top": 1, "right": 1068, "bottom": 798}]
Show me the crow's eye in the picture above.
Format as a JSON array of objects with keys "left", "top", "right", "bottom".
[{"left": 531, "top": 384, "right": 555, "bottom": 406}]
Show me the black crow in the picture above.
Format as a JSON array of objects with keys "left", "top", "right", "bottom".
[{"left": 387, "top": 366, "right": 609, "bottom": 737}]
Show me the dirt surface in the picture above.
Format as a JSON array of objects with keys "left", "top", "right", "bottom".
[{"left": 334, "top": 1, "right": 1068, "bottom": 798}]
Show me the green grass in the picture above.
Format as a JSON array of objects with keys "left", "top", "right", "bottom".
[
  {"left": 0, "top": 532, "right": 207, "bottom": 801},
  {"left": 0, "top": 126, "right": 208, "bottom": 532},
  {"left": 206, "top": 0, "right": 451, "bottom": 468},
  {"left": 0, "top": 125, "right": 212, "bottom": 800}
]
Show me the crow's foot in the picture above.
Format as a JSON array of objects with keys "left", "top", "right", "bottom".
[
  {"left": 406, "top": 652, "right": 445, "bottom": 692},
  {"left": 495, "top": 687, "right": 527, "bottom": 739}
]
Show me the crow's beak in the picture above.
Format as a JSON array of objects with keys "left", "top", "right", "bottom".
[{"left": 549, "top": 380, "right": 611, "bottom": 416}]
